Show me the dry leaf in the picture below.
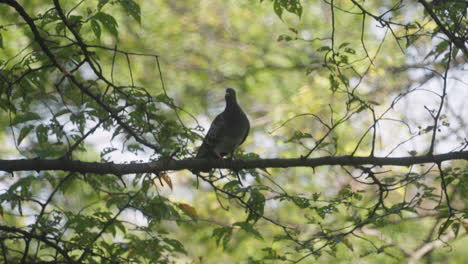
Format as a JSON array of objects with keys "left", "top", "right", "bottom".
[
  {"left": 159, "top": 171, "right": 173, "bottom": 190},
  {"left": 178, "top": 203, "right": 198, "bottom": 218}
]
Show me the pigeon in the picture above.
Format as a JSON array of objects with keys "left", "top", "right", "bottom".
[{"left": 196, "top": 88, "right": 250, "bottom": 162}]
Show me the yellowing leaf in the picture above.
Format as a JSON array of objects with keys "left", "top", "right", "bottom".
[{"left": 178, "top": 203, "right": 198, "bottom": 218}]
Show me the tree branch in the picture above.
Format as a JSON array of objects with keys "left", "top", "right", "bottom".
[
  {"left": 0, "top": 151, "right": 466, "bottom": 175},
  {"left": 418, "top": 0, "right": 468, "bottom": 57},
  {"left": 0, "top": 0, "right": 162, "bottom": 152},
  {"left": 409, "top": 232, "right": 463, "bottom": 264},
  {"left": 0, "top": 225, "right": 74, "bottom": 263}
]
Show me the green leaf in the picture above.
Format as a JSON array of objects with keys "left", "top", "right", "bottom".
[
  {"left": 273, "top": 234, "right": 290, "bottom": 242},
  {"left": 277, "top": 34, "right": 293, "bottom": 42},
  {"left": 94, "top": 12, "right": 119, "bottom": 37},
  {"left": 341, "top": 237, "right": 354, "bottom": 251},
  {"left": 423, "top": 125, "right": 434, "bottom": 133},
  {"left": 91, "top": 20, "right": 101, "bottom": 40},
  {"left": 344, "top": 47, "right": 356, "bottom": 54},
  {"left": 438, "top": 219, "right": 453, "bottom": 236},
  {"left": 163, "top": 237, "right": 187, "bottom": 254},
  {"left": 55, "top": 108, "right": 71, "bottom": 117},
  {"left": 17, "top": 125, "right": 34, "bottom": 146},
  {"left": 459, "top": 173, "right": 468, "bottom": 200},
  {"left": 317, "top": 46, "right": 331, "bottom": 52},
  {"left": 120, "top": 0, "right": 141, "bottom": 24},
  {"left": 261, "top": 247, "right": 280, "bottom": 260},
  {"left": 314, "top": 204, "right": 337, "bottom": 219},
  {"left": 272, "top": 0, "right": 302, "bottom": 18},
  {"left": 127, "top": 143, "right": 143, "bottom": 154},
  {"left": 146, "top": 196, "right": 180, "bottom": 221},
  {"left": 291, "top": 196, "right": 310, "bottom": 209},
  {"left": 383, "top": 177, "right": 395, "bottom": 184},
  {"left": 339, "top": 54, "right": 349, "bottom": 64},
  {"left": 247, "top": 188, "right": 265, "bottom": 223},
  {"left": 36, "top": 124, "right": 48, "bottom": 144},
  {"left": 273, "top": 0, "right": 283, "bottom": 19},
  {"left": 234, "top": 222, "right": 263, "bottom": 240},
  {"left": 98, "top": 0, "right": 109, "bottom": 10},
  {"left": 113, "top": 221, "right": 127, "bottom": 235},
  {"left": 339, "top": 42, "right": 350, "bottom": 49},
  {"left": 452, "top": 46, "right": 459, "bottom": 59},
  {"left": 312, "top": 193, "right": 320, "bottom": 201},
  {"left": 286, "top": 130, "right": 312, "bottom": 143},
  {"left": 68, "top": 15, "right": 83, "bottom": 31},
  {"left": 223, "top": 180, "right": 242, "bottom": 193},
  {"left": 155, "top": 93, "right": 173, "bottom": 105},
  {"left": 435, "top": 40, "right": 449, "bottom": 53},
  {"left": 452, "top": 222, "right": 460, "bottom": 238},
  {"left": 11, "top": 112, "right": 41, "bottom": 125},
  {"left": 329, "top": 73, "right": 340, "bottom": 93},
  {"left": 212, "top": 227, "right": 232, "bottom": 248}
]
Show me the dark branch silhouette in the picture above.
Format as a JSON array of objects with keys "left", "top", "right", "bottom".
[{"left": 0, "top": 151, "right": 466, "bottom": 175}]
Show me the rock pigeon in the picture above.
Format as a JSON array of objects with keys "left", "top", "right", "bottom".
[{"left": 196, "top": 88, "right": 250, "bottom": 161}]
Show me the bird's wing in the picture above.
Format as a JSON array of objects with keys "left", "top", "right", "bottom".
[
  {"left": 205, "top": 114, "right": 225, "bottom": 146},
  {"left": 239, "top": 116, "right": 250, "bottom": 146},
  {"left": 196, "top": 114, "right": 225, "bottom": 158}
]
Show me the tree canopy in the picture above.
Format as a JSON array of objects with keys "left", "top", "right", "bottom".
[{"left": 0, "top": 0, "right": 467, "bottom": 263}]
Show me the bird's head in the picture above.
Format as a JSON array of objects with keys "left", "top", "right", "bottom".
[{"left": 225, "top": 88, "right": 237, "bottom": 101}]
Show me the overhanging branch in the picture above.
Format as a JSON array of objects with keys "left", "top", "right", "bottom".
[
  {"left": 418, "top": 0, "right": 468, "bottom": 57},
  {"left": 0, "top": 151, "right": 466, "bottom": 175}
]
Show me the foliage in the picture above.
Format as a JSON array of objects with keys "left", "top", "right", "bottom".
[{"left": 0, "top": 0, "right": 467, "bottom": 263}]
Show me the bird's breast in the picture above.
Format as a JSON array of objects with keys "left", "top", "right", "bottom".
[{"left": 214, "top": 135, "right": 243, "bottom": 155}]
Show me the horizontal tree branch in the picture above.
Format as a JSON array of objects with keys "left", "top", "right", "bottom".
[{"left": 0, "top": 151, "right": 466, "bottom": 175}]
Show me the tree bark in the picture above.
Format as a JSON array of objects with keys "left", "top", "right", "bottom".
[{"left": 0, "top": 151, "right": 466, "bottom": 175}]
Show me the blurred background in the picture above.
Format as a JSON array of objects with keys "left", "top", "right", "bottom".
[{"left": 0, "top": 0, "right": 467, "bottom": 263}]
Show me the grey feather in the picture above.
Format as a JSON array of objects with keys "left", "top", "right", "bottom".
[{"left": 196, "top": 88, "right": 250, "bottom": 160}]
